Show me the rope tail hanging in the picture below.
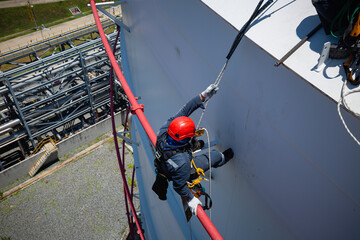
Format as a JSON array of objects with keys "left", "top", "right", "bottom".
[
  {"left": 193, "top": 1, "right": 273, "bottom": 223},
  {"left": 337, "top": 79, "right": 360, "bottom": 146},
  {"left": 196, "top": 0, "right": 273, "bottom": 129}
]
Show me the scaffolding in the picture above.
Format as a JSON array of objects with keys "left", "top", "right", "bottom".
[
  {"left": 0, "top": 18, "right": 118, "bottom": 70},
  {"left": 0, "top": 26, "right": 126, "bottom": 170}
]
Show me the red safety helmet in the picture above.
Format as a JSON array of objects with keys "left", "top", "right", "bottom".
[{"left": 167, "top": 116, "right": 196, "bottom": 141}]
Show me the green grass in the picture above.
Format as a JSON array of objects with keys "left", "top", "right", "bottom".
[{"left": 0, "top": 0, "right": 104, "bottom": 38}]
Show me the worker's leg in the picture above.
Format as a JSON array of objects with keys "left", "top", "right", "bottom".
[{"left": 193, "top": 149, "right": 230, "bottom": 172}]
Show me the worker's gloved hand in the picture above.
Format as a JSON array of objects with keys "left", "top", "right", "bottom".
[
  {"left": 188, "top": 196, "right": 202, "bottom": 216},
  {"left": 201, "top": 84, "right": 219, "bottom": 99}
]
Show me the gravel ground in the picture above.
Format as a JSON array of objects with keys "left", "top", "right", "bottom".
[{"left": 0, "top": 137, "right": 139, "bottom": 240}]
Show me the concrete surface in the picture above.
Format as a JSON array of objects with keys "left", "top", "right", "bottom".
[
  {"left": 0, "top": 137, "right": 139, "bottom": 240},
  {"left": 0, "top": 5, "right": 121, "bottom": 52},
  {"left": 0, "top": 111, "right": 125, "bottom": 189},
  {"left": 0, "top": 152, "right": 43, "bottom": 189},
  {"left": 57, "top": 111, "right": 125, "bottom": 157},
  {"left": 0, "top": 0, "right": 65, "bottom": 9}
]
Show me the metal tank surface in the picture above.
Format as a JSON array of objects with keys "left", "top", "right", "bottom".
[{"left": 119, "top": 0, "right": 360, "bottom": 239}]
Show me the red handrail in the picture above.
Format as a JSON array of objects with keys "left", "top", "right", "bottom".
[
  {"left": 90, "top": 2, "right": 145, "bottom": 240},
  {"left": 90, "top": 1, "right": 223, "bottom": 239},
  {"left": 109, "top": 28, "right": 136, "bottom": 239},
  {"left": 197, "top": 207, "right": 223, "bottom": 240}
]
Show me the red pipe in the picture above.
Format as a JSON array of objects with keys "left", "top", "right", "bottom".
[
  {"left": 90, "top": 2, "right": 223, "bottom": 239},
  {"left": 89, "top": 1, "right": 157, "bottom": 147},
  {"left": 108, "top": 28, "right": 134, "bottom": 238},
  {"left": 90, "top": 2, "right": 145, "bottom": 240},
  {"left": 197, "top": 207, "right": 223, "bottom": 240}
]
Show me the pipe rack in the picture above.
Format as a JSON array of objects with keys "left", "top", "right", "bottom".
[{"left": 0, "top": 28, "right": 126, "bottom": 170}]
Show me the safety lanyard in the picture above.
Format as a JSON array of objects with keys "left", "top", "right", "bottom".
[{"left": 187, "top": 156, "right": 208, "bottom": 188}]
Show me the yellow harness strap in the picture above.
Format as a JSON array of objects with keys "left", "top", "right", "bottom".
[{"left": 188, "top": 157, "right": 208, "bottom": 189}]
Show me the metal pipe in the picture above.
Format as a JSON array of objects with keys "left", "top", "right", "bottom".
[
  {"left": 197, "top": 207, "right": 223, "bottom": 240},
  {"left": 87, "top": 1, "right": 126, "bottom": 7},
  {"left": 0, "top": 44, "right": 119, "bottom": 95},
  {"left": 0, "top": 132, "right": 26, "bottom": 148},
  {"left": 0, "top": 109, "right": 8, "bottom": 119},
  {"left": 91, "top": 2, "right": 146, "bottom": 239},
  {"left": 274, "top": 23, "right": 322, "bottom": 67},
  {"left": 0, "top": 19, "right": 117, "bottom": 64},
  {"left": 0, "top": 119, "right": 21, "bottom": 133},
  {"left": 25, "top": 80, "right": 110, "bottom": 122},
  {"left": 0, "top": 127, "right": 13, "bottom": 136},
  {"left": 0, "top": 32, "right": 119, "bottom": 82},
  {"left": 97, "top": 6, "right": 130, "bottom": 32}
]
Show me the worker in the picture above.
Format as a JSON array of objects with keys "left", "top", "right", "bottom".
[{"left": 152, "top": 84, "right": 234, "bottom": 216}]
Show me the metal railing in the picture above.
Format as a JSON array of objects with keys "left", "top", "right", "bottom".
[
  {"left": 29, "top": 136, "right": 57, "bottom": 157},
  {"left": 90, "top": 1, "right": 223, "bottom": 239}
]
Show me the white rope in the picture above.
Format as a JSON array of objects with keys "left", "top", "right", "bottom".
[
  {"left": 214, "top": 59, "right": 229, "bottom": 86},
  {"left": 203, "top": 128, "right": 212, "bottom": 221},
  {"left": 196, "top": 60, "right": 229, "bottom": 130},
  {"left": 189, "top": 220, "right": 192, "bottom": 240},
  {"left": 337, "top": 79, "right": 360, "bottom": 146},
  {"left": 195, "top": 59, "right": 229, "bottom": 224}
]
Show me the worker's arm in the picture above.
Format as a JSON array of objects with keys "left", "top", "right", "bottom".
[
  {"left": 157, "top": 95, "right": 203, "bottom": 136},
  {"left": 173, "top": 95, "right": 204, "bottom": 119},
  {"left": 157, "top": 84, "right": 218, "bottom": 136},
  {"left": 171, "top": 160, "right": 193, "bottom": 200},
  {"left": 172, "top": 163, "right": 202, "bottom": 215},
  {"left": 171, "top": 84, "right": 219, "bottom": 119},
  {"left": 200, "top": 84, "right": 219, "bottom": 101}
]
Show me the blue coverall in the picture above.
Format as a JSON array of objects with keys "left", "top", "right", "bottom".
[{"left": 156, "top": 95, "right": 227, "bottom": 201}]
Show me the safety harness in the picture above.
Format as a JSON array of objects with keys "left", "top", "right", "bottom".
[
  {"left": 187, "top": 158, "right": 212, "bottom": 210},
  {"left": 188, "top": 159, "right": 207, "bottom": 188},
  {"left": 329, "top": 2, "right": 360, "bottom": 85},
  {"left": 342, "top": 7, "right": 360, "bottom": 85},
  {"left": 152, "top": 132, "right": 212, "bottom": 209}
]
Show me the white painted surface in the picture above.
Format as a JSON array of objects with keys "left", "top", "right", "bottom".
[
  {"left": 121, "top": 0, "right": 360, "bottom": 239},
  {"left": 202, "top": 0, "right": 360, "bottom": 115}
]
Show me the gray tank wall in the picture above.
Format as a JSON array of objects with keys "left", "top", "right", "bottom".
[{"left": 122, "top": 0, "right": 360, "bottom": 239}]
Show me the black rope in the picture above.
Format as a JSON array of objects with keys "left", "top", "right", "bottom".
[{"left": 226, "top": 0, "right": 273, "bottom": 60}]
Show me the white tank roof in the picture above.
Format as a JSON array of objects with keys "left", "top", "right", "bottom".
[{"left": 202, "top": 0, "right": 360, "bottom": 115}]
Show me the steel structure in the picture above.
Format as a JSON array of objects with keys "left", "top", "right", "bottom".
[
  {"left": 0, "top": 18, "right": 119, "bottom": 71},
  {"left": 0, "top": 29, "right": 126, "bottom": 170}
]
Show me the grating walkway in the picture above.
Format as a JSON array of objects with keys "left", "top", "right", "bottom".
[{"left": 0, "top": 138, "right": 139, "bottom": 240}]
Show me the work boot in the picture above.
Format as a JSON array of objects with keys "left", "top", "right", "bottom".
[{"left": 222, "top": 148, "right": 234, "bottom": 164}]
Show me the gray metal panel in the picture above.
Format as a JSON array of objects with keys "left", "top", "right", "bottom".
[{"left": 122, "top": 0, "right": 360, "bottom": 239}]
